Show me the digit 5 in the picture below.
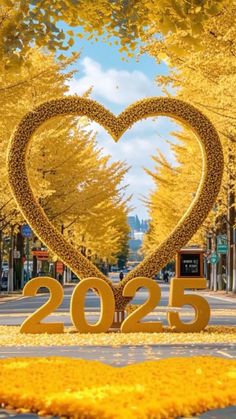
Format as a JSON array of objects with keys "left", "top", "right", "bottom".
[{"left": 167, "top": 278, "right": 210, "bottom": 332}]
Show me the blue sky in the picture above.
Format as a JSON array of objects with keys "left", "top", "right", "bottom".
[
  {"left": 64, "top": 34, "right": 177, "bottom": 218},
  {"left": 70, "top": 35, "right": 167, "bottom": 82}
]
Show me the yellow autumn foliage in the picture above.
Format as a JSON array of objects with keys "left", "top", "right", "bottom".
[
  {"left": 0, "top": 49, "right": 129, "bottom": 264},
  {"left": 0, "top": 0, "right": 230, "bottom": 65},
  {"left": 144, "top": 2, "right": 236, "bottom": 253}
]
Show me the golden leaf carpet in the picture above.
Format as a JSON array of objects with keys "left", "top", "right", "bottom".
[
  {"left": 1, "top": 356, "right": 236, "bottom": 418},
  {"left": 0, "top": 325, "right": 236, "bottom": 346}
]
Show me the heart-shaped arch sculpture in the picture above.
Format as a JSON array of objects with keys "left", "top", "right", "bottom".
[{"left": 8, "top": 97, "right": 224, "bottom": 309}]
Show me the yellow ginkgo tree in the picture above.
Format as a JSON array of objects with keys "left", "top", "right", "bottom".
[
  {"left": 144, "top": 1, "right": 236, "bottom": 290},
  {"left": 0, "top": 48, "right": 130, "bottom": 285},
  {"left": 0, "top": 0, "right": 230, "bottom": 65}
]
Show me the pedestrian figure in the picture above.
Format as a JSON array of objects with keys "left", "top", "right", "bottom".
[
  {"left": 164, "top": 271, "right": 169, "bottom": 283},
  {"left": 119, "top": 271, "right": 124, "bottom": 281},
  {"left": 57, "top": 273, "right": 63, "bottom": 285}
]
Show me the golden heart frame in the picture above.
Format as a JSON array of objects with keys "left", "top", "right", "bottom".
[{"left": 8, "top": 97, "right": 223, "bottom": 310}]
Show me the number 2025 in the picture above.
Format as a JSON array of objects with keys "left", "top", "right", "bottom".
[{"left": 20, "top": 276, "right": 210, "bottom": 334}]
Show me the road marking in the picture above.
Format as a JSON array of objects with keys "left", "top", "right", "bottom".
[
  {"left": 217, "top": 350, "right": 234, "bottom": 358},
  {"left": 202, "top": 293, "right": 236, "bottom": 303}
]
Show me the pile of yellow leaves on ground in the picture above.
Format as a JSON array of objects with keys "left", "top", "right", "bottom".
[
  {"left": 0, "top": 325, "right": 236, "bottom": 346},
  {"left": 1, "top": 356, "right": 236, "bottom": 418}
]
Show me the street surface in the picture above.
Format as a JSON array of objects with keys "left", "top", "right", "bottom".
[
  {"left": 0, "top": 278, "right": 236, "bottom": 361},
  {"left": 0, "top": 279, "right": 236, "bottom": 327}
]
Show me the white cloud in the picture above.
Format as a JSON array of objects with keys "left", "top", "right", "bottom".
[
  {"left": 89, "top": 122, "right": 177, "bottom": 168},
  {"left": 86, "top": 126, "right": 177, "bottom": 216},
  {"left": 67, "top": 57, "right": 179, "bottom": 217},
  {"left": 68, "top": 57, "right": 162, "bottom": 106}
]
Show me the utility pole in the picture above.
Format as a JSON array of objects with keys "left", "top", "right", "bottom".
[
  {"left": 0, "top": 230, "right": 2, "bottom": 280},
  {"left": 233, "top": 230, "right": 236, "bottom": 292},
  {"left": 210, "top": 232, "right": 217, "bottom": 291},
  {"left": 226, "top": 193, "right": 234, "bottom": 292},
  {"left": 226, "top": 137, "right": 235, "bottom": 292}
]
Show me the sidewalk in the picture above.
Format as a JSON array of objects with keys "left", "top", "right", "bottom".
[
  {"left": 0, "top": 283, "right": 75, "bottom": 303},
  {"left": 200, "top": 288, "right": 236, "bottom": 303},
  {"left": 0, "top": 292, "right": 23, "bottom": 302}
]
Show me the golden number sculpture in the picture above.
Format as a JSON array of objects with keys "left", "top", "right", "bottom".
[{"left": 19, "top": 276, "right": 210, "bottom": 333}]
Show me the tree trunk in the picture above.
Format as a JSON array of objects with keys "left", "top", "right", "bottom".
[
  {"left": 0, "top": 230, "right": 2, "bottom": 294},
  {"left": 32, "top": 255, "right": 37, "bottom": 277},
  {"left": 8, "top": 225, "right": 14, "bottom": 292},
  {"left": 210, "top": 234, "right": 217, "bottom": 290},
  {"left": 0, "top": 230, "right": 2, "bottom": 277},
  {"left": 217, "top": 254, "right": 223, "bottom": 291},
  {"left": 15, "top": 229, "right": 24, "bottom": 289},
  {"left": 206, "top": 236, "right": 211, "bottom": 288},
  {"left": 232, "top": 229, "right": 236, "bottom": 292}
]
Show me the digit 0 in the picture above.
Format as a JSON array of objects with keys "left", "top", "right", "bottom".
[
  {"left": 121, "top": 277, "right": 163, "bottom": 333},
  {"left": 70, "top": 277, "right": 115, "bottom": 333}
]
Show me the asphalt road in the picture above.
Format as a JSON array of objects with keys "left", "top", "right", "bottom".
[
  {"left": 0, "top": 280, "right": 235, "bottom": 327},
  {"left": 0, "top": 279, "right": 236, "bottom": 361}
]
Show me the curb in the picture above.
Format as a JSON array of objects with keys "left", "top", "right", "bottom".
[
  {"left": 0, "top": 295, "right": 23, "bottom": 303},
  {"left": 201, "top": 292, "right": 236, "bottom": 303}
]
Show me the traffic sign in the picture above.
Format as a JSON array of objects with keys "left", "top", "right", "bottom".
[
  {"left": 21, "top": 224, "right": 32, "bottom": 238},
  {"left": 210, "top": 253, "right": 219, "bottom": 264},
  {"left": 217, "top": 234, "right": 227, "bottom": 245},
  {"left": 217, "top": 244, "right": 228, "bottom": 254},
  {"left": 217, "top": 234, "right": 228, "bottom": 254},
  {"left": 13, "top": 249, "right": 20, "bottom": 259}
]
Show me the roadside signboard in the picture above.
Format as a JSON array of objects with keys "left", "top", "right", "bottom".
[
  {"left": 176, "top": 249, "right": 205, "bottom": 278},
  {"left": 21, "top": 224, "right": 32, "bottom": 238},
  {"left": 13, "top": 249, "right": 20, "bottom": 259},
  {"left": 56, "top": 261, "right": 64, "bottom": 274},
  {"left": 180, "top": 253, "right": 201, "bottom": 277},
  {"left": 32, "top": 250, "right": 49, "bottom": 260}
]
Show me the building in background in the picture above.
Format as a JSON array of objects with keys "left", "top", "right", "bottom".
[{"left": 128, "top": 215, "right": 149, "bottom": 261}]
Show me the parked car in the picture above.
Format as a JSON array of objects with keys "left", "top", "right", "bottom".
[
  {"left": 110, "top": 266, "right": 119, "bottom": 272},
  {"left": 37, "top": 271, "right": 51, "bottom": 277},
  {"left": 71, "top": 272, "right": 80, "bottom": 283},
  {"left": 0, "top": 271, "right": 8, "bottom": 291},
  {"left": 2, "top": 262, "right": 8, "bottom": 270}
]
